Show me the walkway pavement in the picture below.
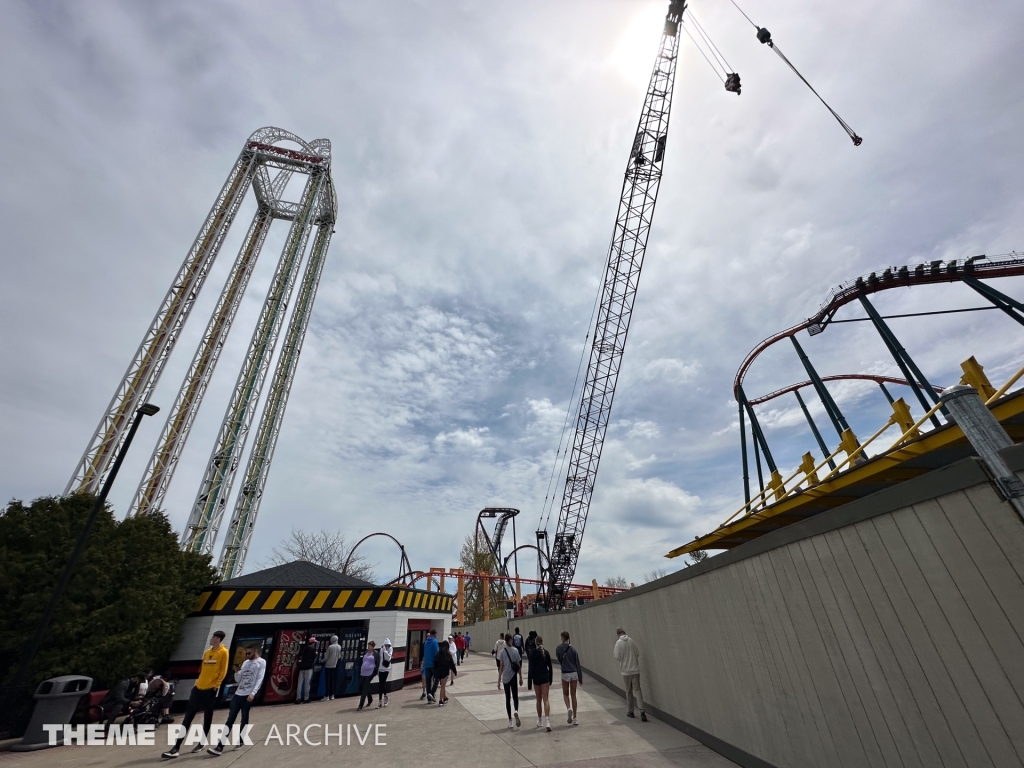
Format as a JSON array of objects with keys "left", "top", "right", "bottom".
[{"left": 1, "top": 652, "right": 737, "bottom": 767}]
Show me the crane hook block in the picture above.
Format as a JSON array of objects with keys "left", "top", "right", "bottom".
[
  {"left": 725, "top": 73, "right": 742, "bottom": 95},
  {"left": 756, "top": 27, "right": 772, "bottom": 45}
]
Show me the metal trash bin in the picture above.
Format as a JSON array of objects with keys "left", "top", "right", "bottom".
[{"left": 11, "top": 675, "right": 92, "bottom": 751}]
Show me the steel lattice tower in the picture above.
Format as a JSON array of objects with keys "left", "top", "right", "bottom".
[
  {"left": 545, "top": 1, "right": 684, "bottom": 607},
  {"left": 69, "top": 127, "right": 335, "bottom": 578}
]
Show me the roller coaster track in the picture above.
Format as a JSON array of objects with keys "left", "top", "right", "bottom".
[
  {"left": 733, "top": 252, "right": 1024, "bottom": 398},
  {"left": 747, "top": 374, "right": 941, "bottom": 406}
]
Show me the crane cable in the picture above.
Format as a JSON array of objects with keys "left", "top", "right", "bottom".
[
  {"left": 728, "top": 0, "right": 862, "bottom": 146},
  {"left": 679, "top": 10, "right": 741, "bottom": 94}
]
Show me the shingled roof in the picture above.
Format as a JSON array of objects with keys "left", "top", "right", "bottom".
[{"left": 218, "top": 560, "right": 375, "bottom": 589}]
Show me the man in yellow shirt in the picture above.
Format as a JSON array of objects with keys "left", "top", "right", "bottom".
[{"left": 162, "top": 630, "right": 229, "bottom": 758}]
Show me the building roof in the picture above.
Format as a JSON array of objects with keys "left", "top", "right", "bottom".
[{"left": 219, "top": 560, "right": 375, "bottom": 589}]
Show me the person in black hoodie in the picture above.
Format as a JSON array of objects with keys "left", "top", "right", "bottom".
[
  {"left": 530, "top": 636, "right": 553, "bottom": 731},
  {"left": 296, "top": 636, "right": 317, "bottom": 703},
  {"left": 433, "top": 640, "right": 457, "bottom": 707},
  {"left": 524, "top": 631, "right": 537, "bottom": 690}
]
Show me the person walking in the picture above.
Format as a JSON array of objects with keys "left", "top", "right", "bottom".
[
  {"left": 524, "top": 631, "right": 537, "bottom": 690},
  {"left": 433, "top": 640, "right": 457, "bottom": 706},
  {"left": 446, "top": 635, "right": 458, "bottom": 685},
  {"left": 512, "top": 628, "right": 525, "bottom": 686},
  {"left": 530, "top": 635, "right": 553, "bottom": 731},
  {"left": 208, "top": 644, "right": 266, "bottom": 755},
  {"left": 555, "top": 631, "right": 583, "bottom": 727},
  {"left": 492, "top": 632, "right": 506, "bottom": 686},
  {"left": 454, "top": 632, "right": 465, "bottom": 664},
  {"left": 465, "top": 631, "right": 471, "bottom": 652},
  {"left": 356, "top": 641, "right": 379, "bottom": 711},
  {"left": 614, "top": 627, "right": 648, "bottom": 722},
  {"left": 295, "top": 636, "right": 317, "bottom": 703},
  {"left": 323, "top": 635, "right": 342, "bottom": 700},
  {"left": 162, "top": 631, "right": 229, "bottom": 758},
  {"left": 377, "top": 639, "right": 393, "bottom": 708},
  {"left": 422, "top": 629, "right": 440, "bottom": 703},
  {"left": 497, "top": 634, "right": 522, "bottom": 730}
]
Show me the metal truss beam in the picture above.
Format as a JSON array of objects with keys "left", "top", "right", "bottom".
[
  {"left": 66, "top": 147, "right": 258, "bottom": 495},
  {"left": 182, "top": 166, "right": 326, "bottom": 555},
  {"left": 129, "top": 207, "right": 274, "bottom": 517},
  {"left": 217, "top": 179, "right": 337, "bottom": 578},
  {"left": 546, "top": 1, "right": 684, "bottom": 607}
]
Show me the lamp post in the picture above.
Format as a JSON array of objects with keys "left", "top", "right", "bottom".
[{"left": 11, "top": 403, "right": 160, "bottom": 687}]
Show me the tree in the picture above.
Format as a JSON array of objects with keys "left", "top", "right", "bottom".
[
  {"left": 604, "top": 575, "right": 629, "bottom": 588},
  {"left": 686, "top": 550, "right": 709, "bottom": 566},
  {"left": 643, "top": 568, "right": 669, "bottom": 583},
  {"left": 459, "top": 532, "right": 503, "bottom": 623},
  {"left": 263, "top": 527, "right": 376, "bottom": 583},
  {"left": 0, "top": 495, "right": 216, "bottom": 688}
]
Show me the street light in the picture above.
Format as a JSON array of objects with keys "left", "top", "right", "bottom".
[{"left": 10, "top": 403, "right": 160, "bottom": 687}]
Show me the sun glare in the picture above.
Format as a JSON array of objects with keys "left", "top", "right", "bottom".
[{"left": 609, "top": 2, "right": 666, "bottom": 88}]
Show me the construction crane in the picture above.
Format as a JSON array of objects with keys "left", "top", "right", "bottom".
[{"left": 538, "top": 0, "right": 685, "bottom": 609}]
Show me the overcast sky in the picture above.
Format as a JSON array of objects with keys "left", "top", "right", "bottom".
[{"left": 2, "top": 0, "right": 1023, "bottom": 587}]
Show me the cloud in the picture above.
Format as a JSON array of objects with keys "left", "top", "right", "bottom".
[{"left": 1, "top": 0, "right": 1023, "bottom": 586}]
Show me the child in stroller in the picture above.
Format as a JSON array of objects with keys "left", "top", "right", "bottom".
[{"left": 124, "top": 677, "right": 176, "bottom": 726}]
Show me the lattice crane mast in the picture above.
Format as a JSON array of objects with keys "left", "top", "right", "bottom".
[{"left": 540, "top": 0, "right": 685, "bottom": 609}]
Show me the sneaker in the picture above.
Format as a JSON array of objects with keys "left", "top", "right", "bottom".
[
  {"left": 545, "top": 716, "right": 552, "bottom": 732},
  {"left": 207, "top": 745, "right": 224, "bottom": 757},
  {"left": 627, "top": 711, "right": 635, "bottom": 718},
  {"left": 377, "top": 701, "right": 383, "bottom": 709},
  {"left": 641, "top": 712, "right": 648, "bottom": 722},
  {"left": 356, "top": 705, "right": 363, "bottom": 711},
  {"left": 233, "top": 743, "right": 244, "bottom": 751},
  {"left": 383, "top": 694, "right": 389, "bottom": 706},
  {"left": 190, "top": 744, "right": 205, "bottom": 754},
  {"left": 427, "top": 694, "right": 435, "bottom": 703},
  {"left": 536, "top": 717, "right": 543, "bottom": 728},
  {"left": 514, "top": 712, "right": 521, "bottom": 728},
  {"left": 567, "top": 708, "right": 573, "bottom": 724},
  {"left": 573, "top": 718, "right": 579, "bottom": 726},
  {"left": 160, "top": 750, "right": 179, "bottom": 759},
  {"left": 419, "top": 692, "right": 426, "bottom": 700},
  {"left": 508, "top": 719, "right": 515, "bottom": 730}
]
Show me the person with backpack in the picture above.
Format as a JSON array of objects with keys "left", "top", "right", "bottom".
[
  {"left": 323, "top": 635, "right": 342, "bottom": 701},
  {"left": 377, "top": 639, "right": 393, "bottom": 708},
  {"left": 356, "top": 641, "right": 379, "bottom": 711},
  {"left": 433, "top": 640, "right": 457, "bottom": 706},
  {"left": 556, "top": 631, "right": 583, "bottom": 727},
  {"left": 530, "top": 635, "right": 553, "bottom": 731},
  {"left": 614, "top": 627, "right": 648, "bottom": 722},
  {"left": 512, "top": 628, "right": 524, "bottom": 686},
  {"left": 497, "top": 634, "right": 522, "bottom": 730},
  {"left": 524, "top": 631, "right": 537, "bottom": 690}
]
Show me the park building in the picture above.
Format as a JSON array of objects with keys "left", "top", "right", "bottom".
[{"left": 168, "top": 560, "right": 453, "bottom": 705}]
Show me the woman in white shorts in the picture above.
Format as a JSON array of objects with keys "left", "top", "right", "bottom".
[{"left": 554, "top": 630, "right": 583, "bottom": 726}]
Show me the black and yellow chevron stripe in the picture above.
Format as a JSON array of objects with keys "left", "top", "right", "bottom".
[{"left": 190, "top": 586, "right": 454, "bottom": 617}]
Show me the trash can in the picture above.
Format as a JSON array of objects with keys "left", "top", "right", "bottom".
[{"left": 10, "top": 676, "right": 92, "bottom": 751}]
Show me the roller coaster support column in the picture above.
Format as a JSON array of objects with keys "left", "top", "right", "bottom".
[
  {"left": 878, "top": 382, "right": 895, "bottom": 405},
  {"left": 940, "top": 385, "right": 1024, "bottom": 520},
  {"left": 483, "top": 576, "right": 490, "bottom": 619},
  {"left": 858, "top": 293, "right": 944, "bottom": 426},
  {"left": 962, "top": 277, "right": 1024, "bottom": 328},
  {"left": 739, "top": 402, "right": 750, "bottom": 504},
  {"left": 739, "top": 385, "right": 783, "bottom": 500},
  {"left": 790, "top": 335, "right": 850, "bottom": 440},
  {"left": 794, "top": 389, "right": 836, "bottom": 470},
  {"left": 452, "top": 568, "right": 465, "bottom": 625}
]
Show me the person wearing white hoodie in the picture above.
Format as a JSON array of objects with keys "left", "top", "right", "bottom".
[
  {"left": 613, "top": 627, "right": 647, "bottom": 722},
  {"left": 376, "top": 639, "right": 393, "bottom": 708}
]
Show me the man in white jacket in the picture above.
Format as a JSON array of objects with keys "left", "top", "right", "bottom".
[{"left": 613, "top": 627, "right": 647, "bottom": 722}]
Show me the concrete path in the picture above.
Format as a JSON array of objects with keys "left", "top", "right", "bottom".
[{"left": 0, "top": 652, "right": 736, "bottom": 768}]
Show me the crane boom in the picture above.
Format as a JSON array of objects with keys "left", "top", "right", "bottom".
[{"left": 543, "top": 0, "right": 685, "bottom": 608}]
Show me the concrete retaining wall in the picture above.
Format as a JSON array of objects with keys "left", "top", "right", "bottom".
[{"left": 472, "top": 452, "right": 1024, "bottom": 768}]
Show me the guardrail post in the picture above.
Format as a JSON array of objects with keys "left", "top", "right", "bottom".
[{"left": 940, "top": 385, "right": 1024, "bottom": 520}]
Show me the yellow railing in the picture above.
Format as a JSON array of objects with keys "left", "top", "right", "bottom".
[{"left": 717, "top": 356, "right": 1024, "bottom": 529}]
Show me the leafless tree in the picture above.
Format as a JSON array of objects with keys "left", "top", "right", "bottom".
[
  {"left": 643, "top": 568, "right": 669, "bottom": 583},
  {"left": 262, "top": 528, "right": 376, "bottom": 583},
  {"left": 686, "top": 550, "right": 709, "bottom": 567},
  {"left": 604, "top": 575, "right": 629, "bottom": 588}
]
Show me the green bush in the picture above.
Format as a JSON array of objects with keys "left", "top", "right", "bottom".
[{"left": 0, "top": 494, "right": 217, "bottom": 688}]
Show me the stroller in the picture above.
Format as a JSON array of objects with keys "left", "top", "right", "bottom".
[{"left": 124, "top": 680, "right": 176, "bottom": 726}]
